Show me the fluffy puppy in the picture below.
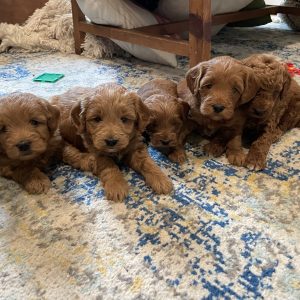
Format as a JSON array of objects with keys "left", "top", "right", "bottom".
[
  {"left": 0, "top": 93, "right": 61, "bottom": 194},
  {"left": 51, "top": 86, "right": 97, "bottom": 172},
  {"left": 52, "top": 83, "right": 173, "bottom": 201},
  {"left": 242, "top": 54, "right": 299, "bottom": 170},
  {"left": 186, "top": 56, "right": 258, "bottom": 121},
  {"left": 181, "top": 56, "right": 259, "bottom": 166},
  {"left": 244, "top": 54, "right": 291, "bottom": 123},
  {"left": 138, "top": 79, "right": 193, "bottom": 164}
]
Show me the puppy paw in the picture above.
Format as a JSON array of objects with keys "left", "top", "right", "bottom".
[
  {"left": 24, "top": 173, "right": 51, "bottom": 194},
  {"left": 80, "top": 153, "right": 97, "bottom": 173},
  {"left": 245, "top": 153, "right": 266, "bottom": 171},
  {"left": 204, "top": 142, "right": 226, "bottom": 157},
  {"left": 0, "top": 166, "right": 13, "bottom": 178},
  {"left": 103, "top": 179, "right": 129, "bottom": 202},
  {"left": 226, "top": 150, "right": 246, "bottom": 167},
  {"left": 168, "top": 150, "right": 187, "bottom": 164},
  {"left": 146, "top": 173, "right": 173, "bottom": 194}
]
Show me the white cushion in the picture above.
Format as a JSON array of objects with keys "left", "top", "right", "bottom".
[
  {"left": 157, "top": 0, "right": 254, "bottom": 35},
  {"left": 76, "top": 0, "right": 178, "bottom": 66}
]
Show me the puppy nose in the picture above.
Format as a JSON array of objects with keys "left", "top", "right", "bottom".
[
  {"left": 212, "top": 104, "right": 225, "bottom": 113},
  {"left": 16, "top": 141, "right": 31, "bottom": 152},
  {"left": 105, "top": 139, "right": 118, "bottom": 147},
  {"left": 253, "top": 108, "right": 265, "bottom": 116},
  {"left": 160, "top": 139, "right": 170, "bottom": 146}
]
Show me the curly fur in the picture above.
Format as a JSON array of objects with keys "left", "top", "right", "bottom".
[
  {"left": 181, "top": 56, "right": 260, "bottom": 166},
  {"left": 52, "top": 84, "right": 173, "bottom": 201},
  {"left": 242, "top": 53, "right": 300, "bottom": 170},
  {"left": 138, "top": 79, "right": 193, "bottom": 164},
  {"left": 0, "top": 93, "right": 62, "bottom": 194}
]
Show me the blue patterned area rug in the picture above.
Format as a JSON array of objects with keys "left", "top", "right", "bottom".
[{"left": 0, "top": 24, "right": 300, "bottom": 299}]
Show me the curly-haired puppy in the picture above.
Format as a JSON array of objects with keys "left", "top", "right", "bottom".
[
  {"left": 242, "top": 54, "right": 299, "bottom": 170},
  {"left": 181, "top": 56, "right": 259, "bottom": 166},
  {"left": 0, "top": 93, "right": 61, "bottom": 194},
  {"left": 51, "top": 83, "right": 173, "bottom": 201},
  {"left": 138, "top": 79, "right": 193, "bottom": 164}
]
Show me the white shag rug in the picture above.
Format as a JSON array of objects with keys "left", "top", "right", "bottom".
[{"left": 0, "top": 0, "right": 122, "bottom": 58}]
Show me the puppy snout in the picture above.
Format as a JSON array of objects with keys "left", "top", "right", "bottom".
[
  {"left": 16, "top": 140, "right": 31, "bottom": 152},
  {"left": 212, "top": 104, "right": 225, "bottom": 113},
  {"left": 253, "top": 108, "right": 266, "bottom": 117},
  {"left": 160, "top": 139, "right": 170, "bottom": 146},
  {"left": 105, "top": 138, "right": 118, "bottom": 147}
]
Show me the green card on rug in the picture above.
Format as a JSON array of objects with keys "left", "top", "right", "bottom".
[{"left": 33, "top": 73, "right": 64, "bottom": 83}]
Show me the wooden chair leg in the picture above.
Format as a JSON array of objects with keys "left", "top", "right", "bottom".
[
  {"left": 189, "top": 0, "right": 212, "bottom": 67},
  {"left": 71, "top": 0, "right": 86, "bottom": 54}
]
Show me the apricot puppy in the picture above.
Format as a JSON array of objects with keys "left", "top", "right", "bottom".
[
  {"left": 138, "top": 79, "right": 193, "bottom": 164},
  {"left": 242, "top": 53, "right": 299, "bottom": 170},
  {"left": 52, "top": 83, "right": 173, "bottom": 201},
  {"left": 0, "top": 93, "right": 61, "bottom": 194},
  {"left": 182, "top": 56, "right": 259, "bottom": 166}
]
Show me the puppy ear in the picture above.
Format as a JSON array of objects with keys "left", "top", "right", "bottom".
[
  {"left": 128, "top": 92, "right": 151, "bottom": 132},
  {"left": 144, "top": 109, "right": 156, "bottom": 133},
  {"left": 240, "top": 67, "right": 259, "bottom": 105},
  {"left": 186, "top": 62, "right": 208, "bottom": 95},
  {"left": 40, "top": 100, "right": 60, "bottom": 134},
  {"left": 178, "top": 98, "right": 190, "bottom": 119},
  {"left": 47, "top": 104, "right": 60, "bottom": 134},
  {"left": 70, "top": 101, "right": 85, "bottom": 134}
]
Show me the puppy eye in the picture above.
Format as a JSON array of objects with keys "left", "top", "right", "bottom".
[
  {"left": 233, "top": 87, "right": 240, "bottom": 94},
  {"left": 93, "top": 116, "right": 102, "bottom": 123},
  {"left": 121, "top": 117, "right": 129, "bottom": 123},
  {"left": 0, "top": 125, "right": 6, "bottom": 133},
  {"left": 30, "top": 119, "right": 40, "bottom": 126},
  {"left": 257, "top": 89, "right": 265, "bottom": 96},
  {"left": 203, "top": 83, "right": 213, "bottom": 89}
]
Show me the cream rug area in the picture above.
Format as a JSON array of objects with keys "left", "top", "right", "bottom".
[{"left": 0, "top": 22, "right": 300, "bottom": 299}]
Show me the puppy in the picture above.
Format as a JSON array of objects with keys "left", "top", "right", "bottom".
[
  {"left": 242, "top": 54, "right": 299, "bottom": 170},
  {"left": 181, "top": 56, "right": 259, "bottom": 166},
  {"left": 51, "top": 83, "right": 173, "bottom": 201},
  {"left": 51, "top": 86, "right": 97, "bottom": 172},
  {"left": 138, "top": 79, "right": 193, "bottom": 164},
  {"left": 0, "top": 93, "right": 61, "bottom": 194}
]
